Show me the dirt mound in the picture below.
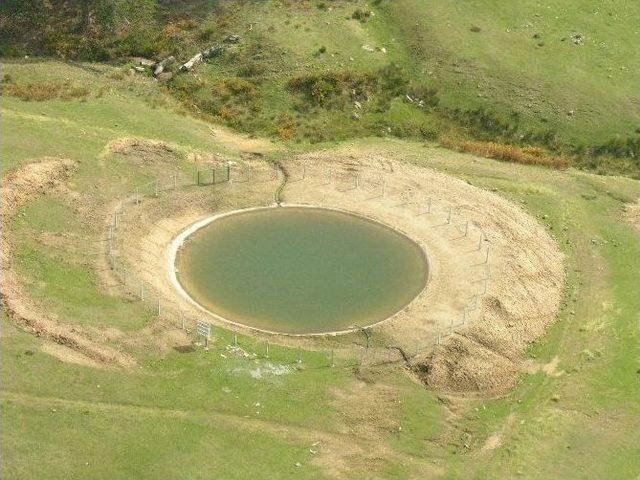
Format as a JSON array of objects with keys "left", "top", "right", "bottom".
[
  {"left": 1, "top": 158, "right": 135, "bottom": 368},
  {"left": 625, "top": 200, "right": 640, "bottom": 234},
  {"left": 106, "top": 137, "right": 181, "bottom": 165}
]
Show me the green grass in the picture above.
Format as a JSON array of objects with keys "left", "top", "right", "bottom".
[
  {"left": 2, "top": 1, "right": 639, "bottom": 172},
  {"left": 379, "top": 0, "right": 640, "bottom": 146},
  {"left": 1, "top": 59, "right": 639, "bottom": 479}
]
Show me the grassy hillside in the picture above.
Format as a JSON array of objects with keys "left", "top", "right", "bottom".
[
  {"left": 379, "top": 0, "right": 640, "bottom": 164},
  {"left": 1, "top": 0, "right": 638, "bottom": 174},
  {"left": 1, "top": 60, "right": 639, "bottom": 479}
]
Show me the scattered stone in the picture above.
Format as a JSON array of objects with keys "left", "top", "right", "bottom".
[
  {"left": 571, "top": 33, "right": 584, "bottom": 45},
  {"left": 202, "top": 45, "right": 225, "bottom": 58},
  {"left": 133, "top": 66, "right": 145, "bottom": 73},
  {"left": 362, "top": 44, "right": 375, "bottom": 52},
  {"left": 224, "top": 34, "right": 240, "bottom": 44},
  {"left": 294, "top": 462, "right": 302, "bottom": 468},
  {"left": 156, "top": 72, "right": 173, "bottom": 82},
  {"left": 180, "top": 52, "right": 203, "bottom": 72},
  {"left": 351, "top": 112, "right": 361, "bottom": 120},
  {"left": 152, "top": 56, "right": 175, "bottom": 77}
]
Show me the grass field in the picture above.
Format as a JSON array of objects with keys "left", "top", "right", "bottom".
[
  {"left": 1, "top": 56, "right": 639, "bottom": 480},
  {"left": 2, "top": 0, "right": 639, "bottom": 172}
]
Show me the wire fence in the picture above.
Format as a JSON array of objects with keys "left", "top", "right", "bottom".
[{"left": 105, "top": 161, "right": 493, "bottom": 370}]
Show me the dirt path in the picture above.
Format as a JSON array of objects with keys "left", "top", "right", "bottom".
[
  {"left": 1, "top": 388, "right": 430, "bottom": 478},
  {"left": 0, "top": 159, "right": 135, "bottom": 368}
]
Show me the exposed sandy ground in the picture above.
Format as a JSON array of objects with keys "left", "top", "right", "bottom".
[
  {"left": 0, "top": 158, "right": 135, "bottom": 368},
  {"left": 208, "top": 126, "right": 279, "bottom": 154},
  {"left": 113, "top": 149, "right": 564, "bottom": 396},
  {"left": 625, "top": 199, "right": 640, "bottom": 234}
]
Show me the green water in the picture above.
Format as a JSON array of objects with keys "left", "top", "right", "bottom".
[{"left": 176, "top": 207, "right": 428, "bottom": 334}]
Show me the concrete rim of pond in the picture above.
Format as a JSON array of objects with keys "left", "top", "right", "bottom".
[{"left": 167, "top": 204, "right": 431, "bottom": 337}]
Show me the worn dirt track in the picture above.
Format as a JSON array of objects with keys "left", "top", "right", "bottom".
[{"left": 0, "top": 159, "right": 135, "bottom": 368}]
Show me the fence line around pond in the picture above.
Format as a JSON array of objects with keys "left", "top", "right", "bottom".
[{"left": 105, "top": 161, "right": 493, "bottom": 370}]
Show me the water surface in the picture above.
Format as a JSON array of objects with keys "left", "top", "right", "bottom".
[{"left": 176, "top": 207, "right": 427, "bottom": 333}]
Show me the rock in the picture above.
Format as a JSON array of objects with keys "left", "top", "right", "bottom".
[
  {"left": 133, "top": 66, "right": 145, "bottom": 73},
  {"left": 153, "top": 56, "right": 176, "bottom": 77},
  {"left": 180, "top": 52, "right": 203, "bottom": 72},
  {"left": 294, "top": 462, "right": 302, "bottom": 468},
  {"left": 224, "top": 34, "right": 240, "bottom": 44},
  {"left": 202, "top": 45, "right": 225, "bottom": 59},
  {"left": 354, "top": 101, "right": 362, "bottom": 109},
  {"left": 156, "top": 72, "right": 173, "bottom": 82},
  {"left": 139, "top": 58, "right": 154, "bottom": 67},
  {"left": 362, "top": 44, "right": 375, "bottom": 52},
  {"left": 567, "top": 110, "right": 574, "bottom": 116},
  {"left": 351, "top": 113, "right": 361, "bottom": 120},
  {"left": 571, "top": 33, "right": 584, "bottom": 45}
]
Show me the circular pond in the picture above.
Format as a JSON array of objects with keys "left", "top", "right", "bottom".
[{"left": 174, "top": 207, "right": 428, "bottom": 334}]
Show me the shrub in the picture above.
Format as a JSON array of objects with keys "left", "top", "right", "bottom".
[
  {"left": 440, "top": 137, "right": 571, "bottom": 169},
  {"left": 3, "top": 82, "right": 90, "bottom": 102},
  {"left": 276, "top": 116, "right": 296, "bottom": 140},
  {"left": 352, "top": 9, "right": 372, "bottom": 22}
]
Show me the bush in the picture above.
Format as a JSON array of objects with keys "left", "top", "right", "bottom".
[
  {"left": 3, "top": 82, "right": 90, "bottom": 102},
  {"left": 440, "top": 137, "right": 572, "bottom": 169},
  {"left": 352, "top": 9, "right": 372, "bottom": 22},
  {"left": 276, "top": 116, "right": 296, "bottom": 140},
  {"left": 287, "top": 64, "right": 409, "bottom": 110}
]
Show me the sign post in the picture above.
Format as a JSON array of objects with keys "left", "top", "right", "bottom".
[{"left": 196, "top": 320, "right": 211, "bottom": 349}]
